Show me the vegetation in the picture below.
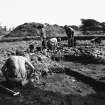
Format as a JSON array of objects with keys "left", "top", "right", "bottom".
[
  {"left": 0, "top": 25, "right": 11, "bottom": 36},
  {"left": 1, "top": 18, "right": 105, "bottom": 40},
  {"left": 0, "top": 18, "right": 104, "bottom": 40},
  {"left": 80, "top": 19, "right": 105, "bottom": 35},
  {"left": 0, "top": 20, "right": 105, "bottom": 105},
  {"left": 5, "top": 23, "right": 65, "bottom": 38}
]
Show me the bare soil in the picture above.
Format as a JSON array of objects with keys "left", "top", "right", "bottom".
[{"left": 0, "top": 40, "right": 105, "bottom": 105}]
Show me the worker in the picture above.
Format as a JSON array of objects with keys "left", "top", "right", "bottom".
[
  {"left": 40, "top": 24, "right": 47, "bottom": 51},
  {"left": 29, "top": 44, "right": 34, "bottom": 53},
  {"left": 47, "top": 37, "right": 58, "bottom": 53},
  {"left": 64, "top": 25, "right": 74, "bottom": 47},
  {"left": 1, "top": 49, "right": 39, "bottom": 87}
]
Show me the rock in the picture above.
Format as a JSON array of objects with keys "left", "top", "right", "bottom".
[{"left": 30, "top": 53, "right": 65, "bottom": 74}]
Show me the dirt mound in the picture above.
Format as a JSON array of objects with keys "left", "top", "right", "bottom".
[
  {"left": 6, "top": 22, "right": 43, "bottom": 37},
  {"left": 44, "top": 24, "right": 66, "bottom": 37},
  {"left": 5, "top": 23, "right": 65, "bottom": 38}
]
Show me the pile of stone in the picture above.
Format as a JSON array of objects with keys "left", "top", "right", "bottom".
[
  {"left": 30, "top": 53, "right": 65, "bottom": 74},
  {"left": 90, "top": 48, "right": 105, "bottom": 63},
  {"left": 50, "top": 46, "right": 105, "bottom": 63}
]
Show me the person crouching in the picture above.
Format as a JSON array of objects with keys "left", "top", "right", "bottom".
[{"left": 1, "top": 49, "right": 38, "bottom": 88}]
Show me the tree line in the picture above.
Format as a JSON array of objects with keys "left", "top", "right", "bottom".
[
  {"left": 0, "top": 25, "right": 13, "bottom": 36},
  {"left": 71, "top": 19, "right": 105, "bottom": 35}
]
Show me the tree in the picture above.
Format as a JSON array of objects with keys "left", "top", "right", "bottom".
[
  {"left": 80, "top": 19, "right": 102, "bottom": 34},
  {"left": 3, "top": 26, "right": 7, "bottom": 31}
]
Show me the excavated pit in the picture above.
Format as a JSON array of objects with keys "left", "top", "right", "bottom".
[{"left": 0, "top": 41, "right": 105, "bottom": 105}]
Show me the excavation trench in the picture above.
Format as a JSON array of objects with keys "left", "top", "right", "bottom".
[{"left": 64, "top": 67, "right": 105, "bottom": 92}]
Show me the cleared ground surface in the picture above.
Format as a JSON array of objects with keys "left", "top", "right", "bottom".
[{"left": 0, "top": 40, "right": 105, "bottom": 105}]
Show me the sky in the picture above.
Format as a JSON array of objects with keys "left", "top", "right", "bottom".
[{"left": 0, "top": 0, "right": 105, "bottom": 28}]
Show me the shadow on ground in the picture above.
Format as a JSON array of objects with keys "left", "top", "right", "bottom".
[
  {"left": 65, "top": 67, "right": 105, "bottom": 92},
  {"left": 0, "top": 72, "right": 105, "bottom": 105},
  {"left": 0, "top": 84, "right": 105, "bottom": 105}
]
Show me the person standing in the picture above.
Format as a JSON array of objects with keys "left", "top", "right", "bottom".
[
  {"left": 40, "top": 24, "right": 47, "bottom": 51},
  {"left": 64, "top": 25, "right": 74, "bottom": 47}
]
